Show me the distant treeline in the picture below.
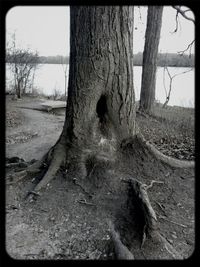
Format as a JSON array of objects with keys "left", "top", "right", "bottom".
[
  {"left": 38, "top": 55, "right": 69, "bottom": 64},
  {"left": 35, "top": 53, "right": 195, "bottom": 67},
  {"left": 7, "top": 53, "right": 194, "bottom": 67},
  {"left": 134, "top": 52, "right": 194, "bottom": 67}
]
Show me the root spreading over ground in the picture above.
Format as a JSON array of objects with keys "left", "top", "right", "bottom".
[{"left": 6, "top": 134, "right": 194, "bottom": 260}]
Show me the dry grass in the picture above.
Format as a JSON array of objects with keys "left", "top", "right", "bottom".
[
  {"left": 151, "top": 104, "right": 194, "bottom": 135},
  {"left": 136, "top": 102, "right": 194, "bottom": 160}
]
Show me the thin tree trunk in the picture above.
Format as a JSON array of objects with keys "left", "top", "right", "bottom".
[
  {"left": 16, "top": 80, "right": 21, "bottom": 98},
  {"left": 139, "top": 6, "right": 163, "bottom": 113},
  {"left": 64, "top": 71, "right": 67, "bottom": 98}
]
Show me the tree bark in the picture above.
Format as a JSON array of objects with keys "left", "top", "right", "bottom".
[
  {"left": 59, "top": 6, "right": 136, "bottom": 151},
  {"left": 139, "top": 6, "right": 163, "bottom": 113}
]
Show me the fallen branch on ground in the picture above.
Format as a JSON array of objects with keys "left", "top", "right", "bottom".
[
  {"left": 155, "top": 201, "right": 167, "bottom": 216},
  {"left": 76, "top": 199, "right": 95, "bottom": 206},
  {"left": 158, "top": 215, "right": 187, "bottom": 228}
]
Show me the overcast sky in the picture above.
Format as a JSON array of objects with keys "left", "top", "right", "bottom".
[{"left": 6, "top": 6, "right": 195, "bottom": 57}]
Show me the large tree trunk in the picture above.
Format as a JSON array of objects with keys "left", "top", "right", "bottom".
[
  {"left": 139, "top": 6, "right": 163, "bottom": 113},
  {"left": 24, "top": 6, "right": 193, "bottom": 195},
  {"left": 60, "top": 6, "right": 136, "bottom": 150},
  {"left": 24, "top": 6, "right": 137, "bottom": 194}
]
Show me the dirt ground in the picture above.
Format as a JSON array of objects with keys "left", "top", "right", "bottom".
[{"left": 5, "top": 95, "right": 195, "bottom": 260}]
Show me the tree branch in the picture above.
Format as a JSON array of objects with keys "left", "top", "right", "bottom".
[
  {"left": 172, "top": 6, "right": 195, "bottom": 23},
  {"left": 178, "top": 39, "right": 195, "bottom": 56},
  {"left": 162, "top": 66, "right": 193, "bottom": 108},
  {"left": 171, "top": 9, "right": 179, "bottom": 33}
]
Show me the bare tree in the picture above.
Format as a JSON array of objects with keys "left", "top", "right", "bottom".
[
  {"left": 171, "top": 6, "right": 195, "bottom": 57},
  {"left": 161, "top": 5, "right": 195, "bottom": 108},
  {"left": 6, "top": 32, "right": 39, "bottom": 98},
  {"left": 162, "top": 66, "right": 193, "bottom": 108}
]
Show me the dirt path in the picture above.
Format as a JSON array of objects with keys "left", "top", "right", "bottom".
[
  {"left": 6, "top": 97, "right": 65, "bottom": 161},
  {"left": 5, "top": 96, "right": 195, "bottom": 260}
]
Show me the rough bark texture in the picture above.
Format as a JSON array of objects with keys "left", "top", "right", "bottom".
[
  {"left": 61, "top": 6, "right": 136, "bottom": 150},
  {"left": 139, "top": 6, "right": 163, "bottom": 113}
]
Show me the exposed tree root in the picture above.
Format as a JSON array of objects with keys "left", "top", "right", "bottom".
[
  {"left": 6, "top": 162, "right": 28, "bottom": 168},
  {"left": 127, "top": 178, "right": 158, "bottom": 247},
  {"left": 6, "top": 133, "right": 189, "bottom": 259},
  {"left": 27, "top": 143, "right": 66, "bottom": 198},
  {"left": 137, "top": 134, "right": 194, "bottom": 168},
  {"left": 6, "top": 170, "right": 27, "bottom": 185},
  {"left": 123, "top": 177, "right": 183, "bottom": 259},
  {"left": 6, "top": 154, "right": 48, "bottom": 186},
  {"left": 6, "top": 140, "right": 67, "bottom": 200},
  {"left": 108, "top": 220, "right": 134, "bottom": 259},
  {"left": 26, "top": 157, "right": 47, "bottom": 174},
  {"left": 143, "top": 180, "right": 164, "bottom": 190}
]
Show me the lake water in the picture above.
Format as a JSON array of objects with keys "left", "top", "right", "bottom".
[{"left": 6, "top": 64, "right": 194, "bottom": 108}]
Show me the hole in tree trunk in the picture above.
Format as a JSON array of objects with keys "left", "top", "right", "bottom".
[
  {"left": 96, "top": 95, "right": 114, "bottom": 139},
  {"left": 96, "top": 95, "right": 108, "bottom": 123}
]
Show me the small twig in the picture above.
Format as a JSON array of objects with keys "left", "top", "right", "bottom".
[
  {"left": 24, "top": 254, "right": 38, "bottom": 257},
  {"left": 76, "top": 198, "right": 95, "bottom": 206},
  {"left": 28, "top": 190, "right": 41, "bottom": 196},
  {"left": 73, "top": 178, "right": 93, "bottom": 197},
  {"left": 142, "top": 180, "right": 164, "bottom": 191},
  {"left": 178, "top": 40, "right": 195, "bottom": 56},
  {"left": 171, "top": 9, "right": 179, "bottom": 33},
  {"left": 39, "top": 208, "right": 48, "bottom": 212},
  {"left": 158, "top": 215, "right": 187, "bottom": 228},
  {"left": 141, "top": 225, "right": 147, "bottom": 249},
  {"left": 6, "top": 204, "right": 19, "bottom": 210},
  {"left": 155, "top": 201, "right": 167, "bottom": 216}
]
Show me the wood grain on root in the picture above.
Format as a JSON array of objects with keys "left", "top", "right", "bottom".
[
  {"left": 127, "top": 178, "right": 158, "bottom": 247},
  {"left": 108, "top": 220, "right": 134, "bottom": 260},
  {"left": 137, "top": 134, "right": 194, "bottom": 168},
  {"left": 126, "top": 178, "right": 183, "bottom": 259},
  {"left": 29, "top": 143, "right": 66, "bottom": 195}
]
